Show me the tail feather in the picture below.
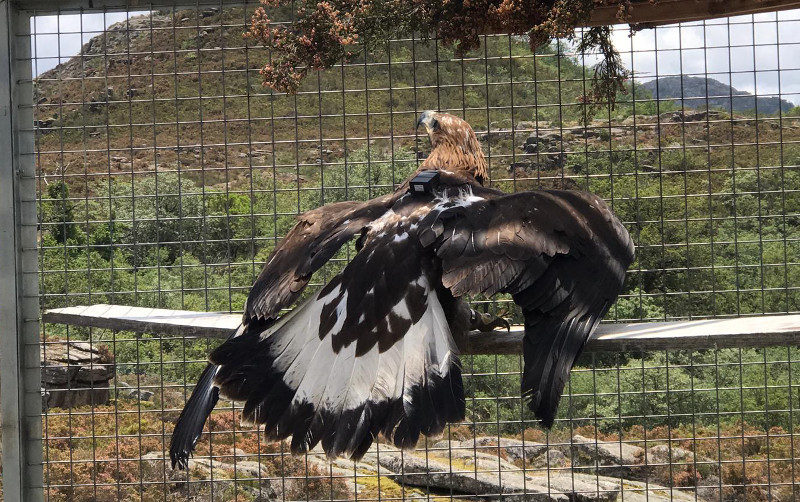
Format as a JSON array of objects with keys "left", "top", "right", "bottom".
[
  {"left": 171, "top": 322, "right": 266, "bottom": 470},
  {"left": 169, "top": 363, "right": 220, "bottom": 469},
  {"left": 209, "top": 278, "right": 465, "bottom": 460}
]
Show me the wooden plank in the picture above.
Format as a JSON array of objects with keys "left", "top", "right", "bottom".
[
  {"left": 465, "top": 315, "right": 800, "bottom": 354},
  {"left": 587, "top": 0, "right": 800, "bottom": 27},
  {"left": 43, "top": 304, "right": 800, "bottom": 354},
  {"left": 43, "top": 304, "right": 240, "bottom": 340}
]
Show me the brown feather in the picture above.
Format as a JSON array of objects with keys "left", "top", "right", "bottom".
[
  {"left": 418, "top": 111, "right": 488, "bottom": 183},
  {"left": 174, "top": 113, "right": 634, "bottom": 467},
  {"left": 243, "top": 192, "right": 402, "bottom": 323}
]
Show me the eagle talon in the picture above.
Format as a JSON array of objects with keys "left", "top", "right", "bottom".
[{"left": 471, "top": 310, "right": 511, "bottom": 332}]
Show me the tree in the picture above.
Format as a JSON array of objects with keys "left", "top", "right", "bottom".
[
  {"left": 43, "top": 181, "right": 80, "bottom": 244},
  {"left": 244, "top": 0, "right": 630, "bottom": 105}
]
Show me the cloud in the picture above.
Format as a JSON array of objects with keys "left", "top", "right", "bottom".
[
  {"left": 607, "top": 10, "right": 800, "bottom": 105},
  {"left": 30, "top": 11, "right": 147, "bottom": 75}
]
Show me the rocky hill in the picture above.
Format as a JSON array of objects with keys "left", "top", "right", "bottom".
[
  {"left": 641, "top": 75, "right": 795, "bottom": 115},
  {"left": 31, "top": 7, "right": 593, "bottom": 190},
  {"left": 32, "top": 9, "right": 800, "bottom": 198}
]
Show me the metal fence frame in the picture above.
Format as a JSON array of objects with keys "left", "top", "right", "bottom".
[{"left": 1, "top": 2, "right": 44, "bottom": 500}]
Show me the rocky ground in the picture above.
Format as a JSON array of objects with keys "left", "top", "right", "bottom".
[
  {"left": 141, "top": 435, "right": 717, "bottom": 502},
  {"left": 41, "top": 341, "right": 115, "bottom": 410},
  {"left": 37, "top": 346, "right": 756, "bottom": 502}
]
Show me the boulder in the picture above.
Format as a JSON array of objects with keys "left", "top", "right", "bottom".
[
  {"left": 431, "top": 437, "right": 548, "bottom": 463},
  {"left": 141, "top": 451, "right": 278, "bottom": 500},
  {"left": 696, "top": 475, "right": 721, "bottom": 502},
  {"left": 566, "top": 126, "right": 601, "bottom": 139},
  {"left": 379, "top": 450, "right": 562, "bottom": 500},
  {"left": 304, "top": 442, "right": 403, "bottom": 493},
  {"left": 522, "top": 132, "right": 562, "bottom": 150},
  {"left": 660, "top": 111, "right": 685, "bottom": 123},
  {"left": 515, "top": 121, "right": 540, "bottom": 135},
  {"left": 647, "top": 444, "right": 695, "bottom": 464},
  {"left": 646, "top": 444, "right": 718, "bottom": 501},
  {"left": 570, "top": 434, "right": 647, "bottom": 479},
  {"left": 612, "top": 478, "right": 706, "bottom": 502},
  {"left": 523, "top": 142, "right": 538, "bottom": 154},
  {"left": 116, "top": 381, "right": 154, "bottom": 402},
  {"left": 471, "top": 436, "right": 549, "bottom": 462},
  {"left": 378, "top": 449, "right": 625, "bottom": 501},
  {"left": 138, "top": 439, "right": 714, "bottom": 502},
  {"left": 477, "top": 128, "right": 513, "bottom": 141},
  {"left": 530, "top": 449, "right": 568, "bottom": 469},
  {"left": 41, "top": 341, "right": 114, "bottom": 409}
]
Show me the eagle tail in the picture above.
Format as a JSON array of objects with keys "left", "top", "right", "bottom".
[
  {"left": 169, "top": 362, "right": 220, "bottom": 469},
  {"left": 210, "top": 285, "right": 464, "bottom": 460}
]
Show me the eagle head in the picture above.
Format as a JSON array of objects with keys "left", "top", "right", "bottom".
[{"left": 416, "top": 110, "right": 488, "bottom": 185}]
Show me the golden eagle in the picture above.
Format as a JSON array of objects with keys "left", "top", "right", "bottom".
[{"left": 170, "top": 111, "right": 634, "bottom": 466}]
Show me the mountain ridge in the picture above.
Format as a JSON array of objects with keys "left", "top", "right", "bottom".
[{"left": 641, "top": 75, "right": 795, "bottom": 115}]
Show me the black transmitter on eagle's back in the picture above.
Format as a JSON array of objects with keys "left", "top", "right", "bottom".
[
  {"left": 169, "top": 111, "right": 634, "bottom": 467},
  {"left": 409, "top": 170, "right": 441, "bottom": 195}
]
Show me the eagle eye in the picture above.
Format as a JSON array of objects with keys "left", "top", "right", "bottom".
[{"left": 431, "top": 119, "right": 440, "bottom": 130}]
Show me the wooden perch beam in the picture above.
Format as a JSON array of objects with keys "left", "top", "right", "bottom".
[
  {"left": 43, "top": 304, "right": 800, "bottom": 354},
  {"left": 588, "top": 0, "right": 800, "bottom": 28}
]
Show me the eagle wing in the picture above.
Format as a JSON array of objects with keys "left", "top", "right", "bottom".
[
  {"left": 244, "top": 193, "right": 399, "bottom": 323},
  {"left": 170, "top": 193, "right": 398, "bottom": 468},
  {"left": 172, "top": 177, "right": 633, "bottom": 465},
  {"left": 418, "top": 187, "right": 635, "bottom": 426},
  {"left": 209, "top": 197, "right": 464, "bottom": 459}
]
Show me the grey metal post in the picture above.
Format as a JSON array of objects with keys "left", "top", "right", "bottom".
[{"left": 0, "top": 1, "right": 45, "bottom": 500}]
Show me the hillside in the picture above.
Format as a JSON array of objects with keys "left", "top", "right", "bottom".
[
  {"left": 33, "top": 8, "right": 800, "bottom": 193},
  {"left": 32, "top": 7, "right": 594, "bottom": 191},
  {"left": 641, "top": 75, "right": 795, "bottom": 115}
]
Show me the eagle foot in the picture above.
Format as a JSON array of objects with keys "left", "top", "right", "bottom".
[{"left": 470, "top": 310, "right": 511, "bottom": 332}]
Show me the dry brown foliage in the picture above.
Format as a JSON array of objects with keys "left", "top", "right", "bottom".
[{"left": 245, "top": 0, "right": 631, "bottom": 104}]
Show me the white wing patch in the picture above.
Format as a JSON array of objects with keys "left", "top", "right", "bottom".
[{"left": 244, "top": 271, "right": 460, "bottom": 452}]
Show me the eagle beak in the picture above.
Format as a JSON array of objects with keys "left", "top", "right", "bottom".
[{"left": 416, "top": 110, "right": 437, "bottom": 134}]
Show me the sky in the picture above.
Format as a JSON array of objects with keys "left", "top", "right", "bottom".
[
  {"left": 29, "top": 8, "right": 800, "bottom": 105},
  {"left": 604, "top": 10, "right": 800, "bottom": 105},
  {"left": 30, "top": 11, "right": 148, "bottom": 74}
]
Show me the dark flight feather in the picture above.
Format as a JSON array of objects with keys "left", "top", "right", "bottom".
[
  {"left": 169, "top": 363, "right": 220, "bottom": 469},
  {"left": 418, "top": 186, "right": 633, "bottom": 424}
]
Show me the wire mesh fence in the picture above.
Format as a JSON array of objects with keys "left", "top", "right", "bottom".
[{"left": 14, "top": 2, "right": 800, "bottom": 500}]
